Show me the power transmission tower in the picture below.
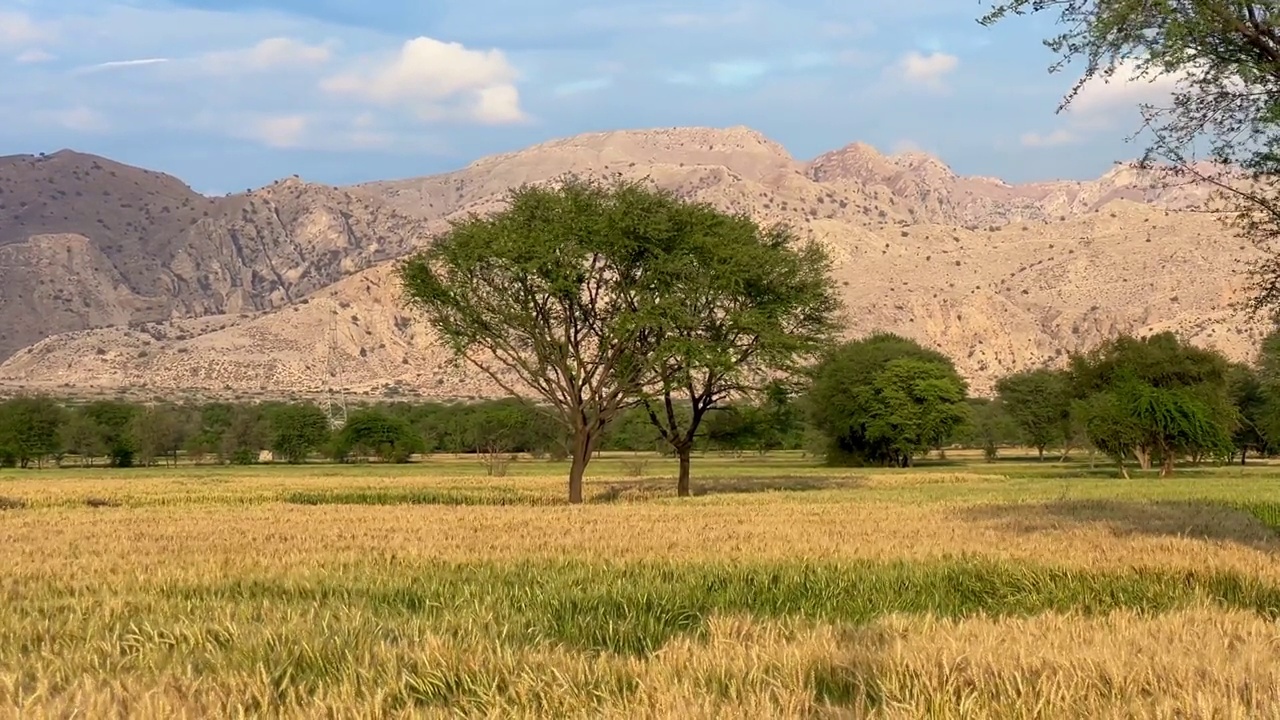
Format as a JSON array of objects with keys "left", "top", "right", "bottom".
[{"left": 322, "top": 303, "right": 348, "bottom": 430}]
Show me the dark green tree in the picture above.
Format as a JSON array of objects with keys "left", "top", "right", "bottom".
[
  {"left": 978, "top": 1, "right": 1280, "bottom": 314},
  {"left": 1227, "top": 362, "right": 1271, "bottom": 463},
  {"left": 221, "top": 405, "right": 266, "bottom": 465},
  {"left": 399, "top": 175, "right": 718, "bottom": 503},
  {"left": 83, "top": 401, "right": 139, "bottom": 468},
  {"left": 132, "top": 404, "right": 193, "bottom": 467},
  {"left": 995, "top": 369, "right": 1071, "bottom": 460},
  {"left": 807, "top": 333, "right": 969, "bottom": 467},
  {"left": 332, "top": 409, "right": 423, "bottom": 463},
  {"left": 635, "top": 200, "right": 840, "bottom": 496},
  {"left": 0, "top": 395, "right": 64, "bottom": 468},
  {"left": 267, "top": 404, "right": 331, "bottom": 464},
  {"left": 1068, "top": 332, "right": 1236, "bottom": 476},
  {"left": 60, "top": 408, "right": 105, "bottom": 467}
]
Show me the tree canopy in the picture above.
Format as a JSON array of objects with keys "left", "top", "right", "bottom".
[
  {"left": 401, "top": 174, "right": 833, "bottom": 502},
  {"left": 1067, "top": 332, "right": 1236, "bottom": 476},
  {"left": 995, "top": 369, "right": 1071, "bottom": 460},
  {"left": 637, "top": 201, "right": 840, "bottom": 496},
  {"left": 806, "top": 333, "right": 969, "bottom": 467}
]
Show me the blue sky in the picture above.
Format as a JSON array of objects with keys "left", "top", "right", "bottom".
[{"left": 0, "top": 0, "right": 1178, "bottom": 194}]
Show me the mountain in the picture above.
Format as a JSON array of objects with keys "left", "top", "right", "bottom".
[
  {"left": 0, "top": 150, "right": 430, "bottom": 360},
  {"left": 0, "top": 127, "right": 1266, "bottom": 399}
]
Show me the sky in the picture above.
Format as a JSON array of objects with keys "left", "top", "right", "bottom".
[{"left": 0, "top": 0, "right": 1182, "bottom": 194}]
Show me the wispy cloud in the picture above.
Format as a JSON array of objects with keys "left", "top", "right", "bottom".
[{"left": 73, "top": 58, "right": 170, "bottom": 74}]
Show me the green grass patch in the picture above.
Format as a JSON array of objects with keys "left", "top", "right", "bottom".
[
  {"left": 29, "top": 558, "right": 1278, "bottom": 659},
  {"left": 1223, "top": 500, "right": 1280, "bottom": 534}
]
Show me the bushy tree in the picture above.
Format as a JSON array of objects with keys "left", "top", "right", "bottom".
[
  {"left": 83, "top": 401, "right": 139, "bottom": 468},
  {"left": 267, "top": 404, "right": 330, "bottom": 464},
  {"left": 807, "top": 333, "right": 969, "bottom": 467},
  {"left": 1068, "top": 332, "right": 1236, "bottom": 476},
  {"left": 956, "top": 398, "right": 1020, "bottom": 462},
  {"left": 0, "top": 395, "right": 64, "bottom": 468},
  {"left": 995, "top": 369, "right": 1071, "bottom": 460},
  {"left": 635, "top": 199, "right": 840, "bottom": 496},
  {"left": 332, "top": 409, "right": 423, "bottom": 463},
  {"left": 132, "top": 404, "right": 193, "bottom": 467}
]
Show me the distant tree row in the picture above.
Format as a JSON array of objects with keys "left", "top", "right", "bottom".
[{"left": 0, "top": 393, "right": 809, "bottom": 470}]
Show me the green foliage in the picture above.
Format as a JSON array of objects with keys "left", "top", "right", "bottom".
[
  {"left": 807, "top": 333, "right": 969, "bottom": 467},
  {"left": 82, "top": 401, "right": 140, "bottom": 467},
  {"left": 132, "top": 404, "right": 194, "bottom": 467},
  {"left": 332, "top": 409, "right": 423, "bottom": 463},
  {"left": 1068, "top": 332, "right": 1236, "bottom": 476},
  {"left": 996, "top": 369, "right": 1071, "bottom": 458},
  {"left": 955, "top": 398, "right": 1021, "bottom": 462},
  {"left": 0, "top": 395, "right": 64, "bottom": 468},
  {"left": 635, "top": 198, "right": 841, "bottom": 494},
  {"left": 267, "top": 404, "right": 331, "bottom": 464},
  {"left": 398, "top": 175, "right": 712, "bottom": 502}
]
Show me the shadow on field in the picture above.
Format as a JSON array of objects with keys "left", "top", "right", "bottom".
[
  {"left": 959, "top": 500, "right": 1280, "bottom": 553},
  {"left": 593, "top": 476, "right": 860, "bottom": 502}
]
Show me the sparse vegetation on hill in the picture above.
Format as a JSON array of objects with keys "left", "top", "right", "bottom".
[{"left": 0, "top": 127, "right": 1267, "bottom": 398}]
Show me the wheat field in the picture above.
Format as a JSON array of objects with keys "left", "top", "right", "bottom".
[{"left": 3, "top": 454, "right": 1280, "bottom": 718}]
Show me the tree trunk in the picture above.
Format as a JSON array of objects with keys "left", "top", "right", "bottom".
[
  {"left": 1160, "top": 454, "right": 1174, "bottom": 478},
  {"left": 1134, "top": 446, "right": 1151, "bottom": 471},
  {"left": 1037, "top": 446, "right": 1045, "bottom": 461},
  {"left": 1118, "top": 460, "right": 1129, "bottom": 479},
  {"left": 568, "top": 431, "right": 591, "bottom": 504},
  {"left": 677, "top": 444, "right": 692, "bottom": 498},
  {"left": 1241, "top": 448, "right": 1248, "bottom": 466}
]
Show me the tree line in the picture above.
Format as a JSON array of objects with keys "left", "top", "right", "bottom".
[
  {"left": 0, "top": 393, "right": 809, "bottom": 470},
  {"left": 5, "top": 324, "right": 1277, "bottom": 481}
]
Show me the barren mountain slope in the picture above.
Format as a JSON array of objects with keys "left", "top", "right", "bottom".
[
  {"left": 0, "top": 126, "right": 1264, "bottom": 398},
  {"left": 806, "top": 142, "right": 1215, "bottom": 227},
  {"left": 0, "top": 153, "right": 429, "bottom": 358},
  {"left": 2, "top": 202, "right": 1263, "bottom": 399}
]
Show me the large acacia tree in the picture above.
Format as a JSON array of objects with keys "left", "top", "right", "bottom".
[
  {"left": 978, "top": 1, "right": 1280, "bottom": 315},
  {"left": 399, "top": 175, "right": 743, "bottom": 503},
  {"left": 638, "top": 206, "right": 841, "bottom": 497}
]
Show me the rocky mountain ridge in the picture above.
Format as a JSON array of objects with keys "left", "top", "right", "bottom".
[{"left": 0, "top": 126, "right": 1263, "bottom": 400}]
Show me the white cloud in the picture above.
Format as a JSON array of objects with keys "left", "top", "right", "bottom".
[
  {"left": 894, "top": 50, "right": 958, "bottom": 91},
  {"left": 14, "top": 48, "right": 53, "bottom": 64},
  {"left": 1018, "top": 59, "right": 1189, "bottom": 149},
  {"left": 199, "top": 37, "right": 333, "bottom": 74},
  {"left": 1020, "top": 129, "right": 1078, "bottom": 148},
  {"left": 248, "top": 115, "right": 309, "bottom": 148},
  {"left": 0, "top": 11, "right": 51, "bottom": 49},
  {"left": 74, "top": 58, "right": 170, "bottom": 74},
  {"left": 1066, "top": 58, "right": 1185, "bottom": 127},
  {"left": 321, "top": 36, "right": 526, "bottom": 125}
]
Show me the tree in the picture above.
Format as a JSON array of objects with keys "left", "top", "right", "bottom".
[
  {"left": 332, "top": 409, "right": 423, "bottom": 463},
  {"left": 1068, "top": 332, "right": 1236, "bottom": 476},
  {"left": 637, "top": 204, "right": 841, "bottom": 496},
  {"left": 1227, "top": 362, "right": 1271, "bottom": 463},
  {"left": 132, "top": 405, "right": 193, "bottom": 467},
  {"left": 995, "top": 369, "right": 1071, "bottom": 460},
  {"left": 399, "top": 175, "right": 714, "bottom": 503},
  {"left": 82, "top": 401, "right": 139, "bottom": 468},
  {"left": 0, "top": 395, "right": 64, "bottom": 468},
  {"left": 807, "top": 333, "right": 969, "bottom": 467},
  {"left": 60, "top": 409, "right": 104, "bottom": 467},
  {"left": 267, "top": 404, "right": 331, "bottom": 464},
  {"left": 957, "top": 398, "right": 1021, "bottom": 462},
  {"left": 221, "top": 405, "right": 266, "bottom": 465},
  {"left": 977, "top": 1, "right": 1280, "bottom": 315}
]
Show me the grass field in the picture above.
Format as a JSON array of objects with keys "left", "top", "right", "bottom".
[{"left": 3, "top": 451, "right": 1280, "bottom": 717}]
